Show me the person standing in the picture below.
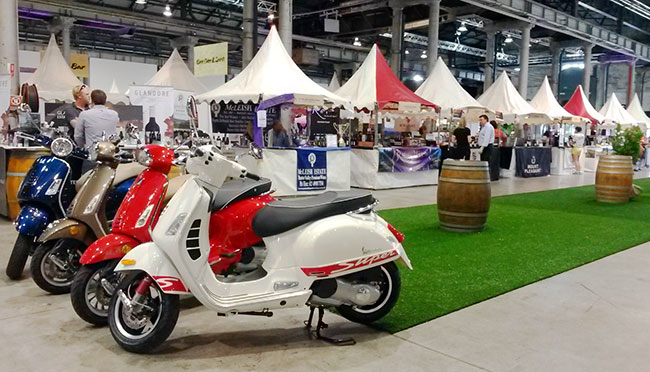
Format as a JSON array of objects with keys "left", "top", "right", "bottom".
[
  {"left": 569, "top": 126, "right": 585, "bottom": 174},
  {"left": 54, "top": 84, "right": 90, "bottom": 135},
  {"left": 271, "top": 119, "right": 291, "bottom": 147},
  {"left": 478, "top": 114, "right": 494, "bottom": 162},
  {"left": 74, "top": 90, "right": 119, "bottom": 149},
  {"left": 452, "top": 118, "right": 471, "bottom": 160}
]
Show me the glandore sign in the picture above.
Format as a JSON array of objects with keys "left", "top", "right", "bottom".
[{"left": 515, "top": 147, "right": 551, "bottom": 177}]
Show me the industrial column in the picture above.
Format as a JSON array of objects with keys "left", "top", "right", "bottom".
[
  {"left": 242, "top": 0, "right": 255, "bottom": 68},
  {"left": 0, "top": 0, "right": 19, "bottom": 94},
  {"left": 172, "top": 36, "right": 199, "bottom": 72},
  {"left": 628, "top": 59, "right": 637, "bottom": 105},
  {"left": 278, "top": 0, "right": 293, "bottom": 54},
  {"left": 582, "top": 43, "right": 594, "bottom": 99},
  {"left": 483, "top": 28, "right": 496, "bottom": 91},
  {"left": 390, "top": 5, "right": 404, "bottom": 77},
  {"left": 549, "top": 43, "right": 562, "bottom": 96},
  {"left": 427, "top": 0, "right": 441, "bottom": 73},
  {"left": 518, "top": 23, "right": 532, "bottom": 98},
  {"left": 61, "top": 17, "right": 75, "bottom": 63}
]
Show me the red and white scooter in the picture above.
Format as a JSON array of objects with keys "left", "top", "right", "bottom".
[{"left": 107, "top": 97, "right": 411, "bottom": 353}]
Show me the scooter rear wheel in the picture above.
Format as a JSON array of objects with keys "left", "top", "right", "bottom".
[
  {"left": 108, "top": 271, "right": 179, "bottom": 354},
  {"left": 6, "top": 234, "right": 33, "bottom": 280},
  {"left": 336, "top": 262, "right": 401, "bottom": 324},
  {"left": 71, "top": 260, "right": 121, "bottom": 325}
]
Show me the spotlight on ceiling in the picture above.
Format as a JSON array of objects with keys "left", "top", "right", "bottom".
[
  {"left": 163, "top": 4, "right": 172, "bottom": 16},
  {"left": 413, "top": 74, "right": 424, "bottom": 82},
  {"left": 504, "top": 36, "right": 513, "bottom": 43},
  {"left": 267, "top": 13, "right": 275, "bottom": 21},
  {"left": 405, "top": 49, "right": 409, "bottom": 55},
  {"left": 420, "top": 51, "right": 427, "bottom": 59},
  {"left": 135, "top": 0, "right": 146, "bottom": 4},
  {"left": 458, "top": 22, "right": 468, "bottom": 32},
  {"left": 353, "top": 37, "right": 362, "bottom": 47}
]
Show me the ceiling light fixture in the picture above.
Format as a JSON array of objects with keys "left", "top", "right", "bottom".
[
  {"left": 135, "top": 0, "right": 147, "bottom": 4},
  {"left": 413, "top": 74, "right": 424, "bottom": 82},
  {"left": 458, "top": 22, "right": 468, "bottom": 32},
  {"left": 504, "top": 36, "right": 513, "bottom": 43},
  {"left": 405, "top": 49, "right": 409, "bottom": 55},
  {"left": 420, "top": 51, "right": 427, "bottom": 59},
  {"left": 353, "top": 37, "right": 362, "bottom": 47},
  {"left": 267, "top": 13, "right": 275, "bottom": 21},
  {"left": 163, "top": 4, "right": 172, "bottom": 16}
]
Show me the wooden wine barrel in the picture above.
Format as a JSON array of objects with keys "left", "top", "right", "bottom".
[
  {"left": 437, "top": 159, "right": 491, "bottom": 232},
  {"left": 595, "top": 155, "right": 634, "bottom": 203},
  {"left": 7, "top": 149, "right": 49, "bottom": 219}
]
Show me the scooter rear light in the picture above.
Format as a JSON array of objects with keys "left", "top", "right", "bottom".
[{"left": 387, "top": 223, "right": 404, "bottom": 243}]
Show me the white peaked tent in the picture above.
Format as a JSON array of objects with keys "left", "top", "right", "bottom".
[
  {"left": 627, "top": 93, "right": 650, "bottom": 125},
  {"left": 599, "top": 93, "right": 638, "bottom": 125},
  {"left": 145, "top": 49, "right": 207, "bottom": 94},
  {"left": 415, "top": 57, "right": 483, "bottom": 111},
  {"left": 478, "top": 71, "right": 544, "bottom": 117},
  {"left": 26, "top": 34, "right": 82, "bottom": 101},
  {"left": 107, "top": 79, "right": 128, "bottom": 104},
  {"left": 197, "top": 26, "right": 347, "bottom": 105},
  {"left": 328, "top": 71, "right": 341, "bottom": 92},
  {"left": 529, "top": 76, "right": 575, "bottom": 119}
]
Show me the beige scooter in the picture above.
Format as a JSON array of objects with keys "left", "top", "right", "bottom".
[{"left": 30, "top": 139, "right": 144, "bottom": 294}]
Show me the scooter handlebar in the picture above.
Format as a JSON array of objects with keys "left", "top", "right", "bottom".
[{"left": 245, "top": 172, "right": 261, "bottom": 181}]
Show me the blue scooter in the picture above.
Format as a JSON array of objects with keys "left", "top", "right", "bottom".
[{"left": 5, "top": 118, "right": 138, "bottom": 280}]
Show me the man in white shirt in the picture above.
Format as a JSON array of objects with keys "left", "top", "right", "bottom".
[{"left": 477, "top": 114, "right": 495, "bottom": 162}]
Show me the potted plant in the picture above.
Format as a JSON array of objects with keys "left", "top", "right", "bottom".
[{"left": 595, "top": 125, "right": 643, "bottom": 203}]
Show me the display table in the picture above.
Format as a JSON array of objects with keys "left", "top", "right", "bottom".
[
  {"left": 0, "top": 146, "right": 50, "bottom": 219},
  {"left": 236, "top": 147, "right": 351, "bottom": 197},
  {"left": 550, "top": 147, "right": 585, "bottom": 175},
  {"left": 583, "top": 146, "right": 611, "bottom": 172},
  {"left": 514, "top": 147, "right": 552, "bottom": 178},
  {"left": 351, "top": 146, "right": 440, "bottom": 189}
]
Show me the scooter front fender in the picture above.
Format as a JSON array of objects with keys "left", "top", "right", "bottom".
[
  {"left": 114, "top": 242, "right": 190, "bottom": 294},
  {"left": 37, "top": 218, "right": 92, "bottom": 245},
  {"left": 80, "top": 233, "right": 140, "bottom": 265},
  {"left": 15, "top": 206, "right": 51, "bottom": 237}
]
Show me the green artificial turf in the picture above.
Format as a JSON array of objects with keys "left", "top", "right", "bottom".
[{"left": 375, "top": 177, "right": 650, "bottom": 333}]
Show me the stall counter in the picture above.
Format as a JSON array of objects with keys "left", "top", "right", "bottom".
[
  {"left": 0, "top": 145, "right": 50, "bottom": 219},
  {"left": 351, "top": 146, "right": 439, "bottom": 189},
  {"left": 236, "top": 147, "right": 351, "bottom": 197}
]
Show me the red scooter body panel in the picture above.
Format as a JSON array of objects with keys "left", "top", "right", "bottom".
[
  {"left": 143, "top": 145, "right": 175, "bottom": 174},
  {"left": 111, "top": 169, "right": 168, "bottom": 243},
  {"left": 80, "top": 233, "right": 140, "bottom": 264},
  {"left": 208, "top": 194, "right": 275, "bottom": 274}
]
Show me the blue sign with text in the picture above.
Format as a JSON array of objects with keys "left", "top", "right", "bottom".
[{"left": 297, "top": 148, "right": 327, "bottom": 191}]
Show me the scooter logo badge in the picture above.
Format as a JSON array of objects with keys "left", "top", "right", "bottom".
[{"left": 301, "top": 249, "right": 399, "bottom": 277}]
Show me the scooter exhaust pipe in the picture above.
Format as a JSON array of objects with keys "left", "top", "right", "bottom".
[{"left": 309, "top": 278, "right": 381, "bottom": 307}]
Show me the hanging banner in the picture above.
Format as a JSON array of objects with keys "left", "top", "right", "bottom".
[
  {"left": 70, "top": 53, "right": 89, "bottom": 78},
  {"left": 128, "top": 85, "right": 175, "bottom": 144},
  {"left": 211, "top": 101, "right": 279, "bottom": 133},
  {"left": 515, "top": 147, "right": 551, "bottom": 177},
  {"left": 378, "top": 146, "right": 440, "bottom": 173},
  {"left": 0, "top": 75, "right": 10, "bottom": 112},
  {"left": 297, "top": 148, "right": 327, "bottom": 191},
  {"left": 194, "top": 42, "right": 228, "bottom": 77}
]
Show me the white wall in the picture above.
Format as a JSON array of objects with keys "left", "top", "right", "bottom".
[
  {"left": 197, "top": 75, "right": 225, "bottom": 92},
  {"left": 18, "top": 50, "right": 41, "bottom": 85},
  {"left": 89, "top": 58, "right": 157, "bottom": 94}
]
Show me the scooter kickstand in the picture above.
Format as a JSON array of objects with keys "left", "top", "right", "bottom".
[{"left": 307, "top": 307, "right": 356, "bottom": 346}]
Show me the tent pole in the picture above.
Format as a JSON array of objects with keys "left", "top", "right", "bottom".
[{"left": 374, "top": 103, "right": 379, "bottom": 147}]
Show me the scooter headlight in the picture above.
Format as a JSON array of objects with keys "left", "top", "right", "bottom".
[
  {"left": 50, "top": 137, "right": 73, "bottom": 158},
  {"left": 136, "top": 148, "right": 152, "bottom": 167}
]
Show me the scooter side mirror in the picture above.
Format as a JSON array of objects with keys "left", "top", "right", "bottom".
[
  {"left": 187, "top": 96, "right": 198, "bottom": 121},
  {"left": 249, "top": 142, "right": 263, "bottom": 159}
]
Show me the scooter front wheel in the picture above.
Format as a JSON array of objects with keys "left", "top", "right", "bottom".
[
  {"left": 71, "top": 260, "right": 122, "bottom": 325},
  {"left": 336, "top": 261, "right": 401, "bottom": 324},
  {"left": 108, "top": 271, "right": 179, "bottom": 354},
  {"left": 6, "top": 234, "right": 34, "bottom": 279},
  {"left": 30, "top": 239, "right": 85, "bottom": 294}
]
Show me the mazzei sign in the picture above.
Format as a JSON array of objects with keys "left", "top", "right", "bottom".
[{"left": 194, "top": 42, "right": 228, "bottom": 77}]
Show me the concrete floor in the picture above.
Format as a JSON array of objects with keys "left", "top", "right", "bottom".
[{"left": 2, "top": 170, "right": 650, "bottom": 372}]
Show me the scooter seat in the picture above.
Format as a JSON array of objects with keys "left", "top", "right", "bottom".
[
  {"left": 252, "top": 190, "right": 375, "bottom": 238},
  {"left": 114, "top": 162, "right": 146, "bottom": 186},
  {"left": 163, "top": 174, "right": 192, "bottom": 204},
  {"left": 210, "top": 177, "right": 273, "bottom": 212}
]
